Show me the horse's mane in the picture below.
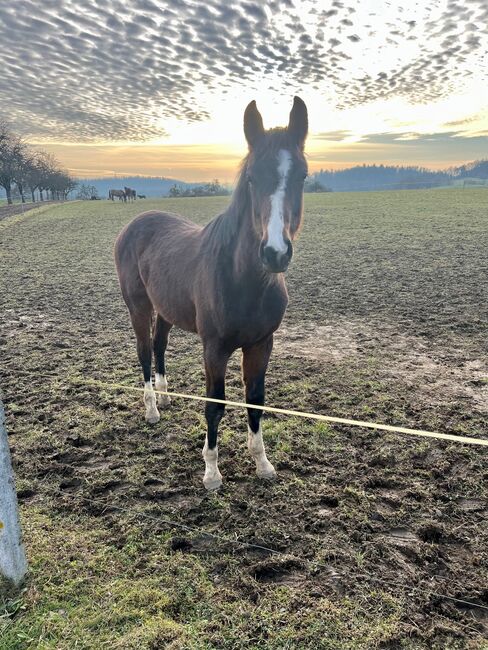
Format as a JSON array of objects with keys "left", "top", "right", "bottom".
[{"left": 201, "top": 155, "right": 251, "bottom": 254}]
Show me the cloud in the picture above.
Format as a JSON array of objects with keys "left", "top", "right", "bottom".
[
  {"left": 0, "top": 0, "right": 486, "bottom": 143},
  {"left": 315, "top": 130, "right": 353, "bottom": 141},
  {"left": 444, "top": 116, "right": 480, "bottom": 127},
  {"left": 308, "top": 130, "right": 488, "bottom": 168},
  {"left": 360, "top": 130, "right": 488, "bottom": 157},
  {"left": 358, "top": 131, "right": 473, "bottom": 144}
]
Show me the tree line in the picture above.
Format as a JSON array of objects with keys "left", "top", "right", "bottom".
[
  {"left": 451, "top": 159, "right": 488, "bottom": 179},
  {"left": 0, "top": 121, "right": 77, "bottom": 205},
  {"left": 311, "top": 164, "right": 453, "bottom": 192},
  {"left": 168, "top": 179, "right": 231, "bottom": 197}
]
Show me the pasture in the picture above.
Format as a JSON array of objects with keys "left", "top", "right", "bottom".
[{"left": 0, "top": 190, "right": 487, "bottom": 649}]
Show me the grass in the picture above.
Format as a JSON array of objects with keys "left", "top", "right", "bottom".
[{"left": 1, "top": 190, "right": 487, "bottom": 649}]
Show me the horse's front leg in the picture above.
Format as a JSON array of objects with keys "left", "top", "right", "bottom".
[
  {"left": 242, "top": 336, "right": 276, "bottom": 479},
  {"left": 202, "top": 342, "right": 230, "bottom": 490}
]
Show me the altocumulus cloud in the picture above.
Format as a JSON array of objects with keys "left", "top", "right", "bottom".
[{"left": 0, "top": 0, "right": 487, "bottom": 142}]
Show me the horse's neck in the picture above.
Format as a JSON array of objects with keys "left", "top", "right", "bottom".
[
  {"left": 232, "top": 206, "right": 270, "bottom": 288},
  {"left": 205, "top": 183, "right": 276, "bottom": 290}
]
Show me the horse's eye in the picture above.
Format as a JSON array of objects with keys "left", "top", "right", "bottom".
[{"left": 303, "top": 172, "right": 308, "bottom": 180}]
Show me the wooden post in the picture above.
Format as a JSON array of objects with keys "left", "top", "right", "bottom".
[{"left": 0, "top": 397, "right": 28, "bottom": 586}]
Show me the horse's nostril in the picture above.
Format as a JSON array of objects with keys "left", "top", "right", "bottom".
[
  {"left": 261, "top": 242, "right": 292, "bottom": 272},
  {"left": 285, "top": 239, "right": 293, "bottom": 260},
  {"left": 263, "top": 245, "right": 276, "bottom": 263},
  {"left": 263, "top": 246, "right": 283, "bottom": 267}
]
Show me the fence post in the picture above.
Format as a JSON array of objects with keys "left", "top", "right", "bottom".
[{"left": 0, "top": 397, "right": 28, "bottom": 587}]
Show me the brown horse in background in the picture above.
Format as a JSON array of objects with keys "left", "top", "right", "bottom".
[
  {"left": 109, "top": 189, "right": 126, "bottom": 201},
  {"left": 114, "top": 97, "right": 308, "bottom": 490},
  {"left": 124, "top": 187, "right": 136, "bottom": 201}
]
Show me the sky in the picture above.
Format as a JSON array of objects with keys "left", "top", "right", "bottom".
[{"left": 0, "top": 0, "right": 487, "bottom": 181}]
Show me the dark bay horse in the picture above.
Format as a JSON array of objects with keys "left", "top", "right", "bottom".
[
  {"left": 115, "top": 97, "right": 308, "bottom": 490},
  {"left": 124, "top": 187, "right": 136, "bottom": 201},
  {"left": 109, "top": 189, "right": 126, "bottom": 201}
]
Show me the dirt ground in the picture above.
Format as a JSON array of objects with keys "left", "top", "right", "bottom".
[
  {"left": 0, "top": 191, "right": 487, "bottom": 648},
  {"left": 0, "top": 200, "right": 61, "bottom": 223}
]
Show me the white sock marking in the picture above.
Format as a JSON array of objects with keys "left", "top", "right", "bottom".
[
  {"left": 155, "top": 373, "right": 171, "bottom": 407},
  {"left": 144, "top": 379, "right": 160, "bottom": 423},
  {"left": 267, "top": 149, "right": 292, "bottom": 254},
  {"left": 202, "top": 440, "right": 222, "bottom": 490},
  {"left": 248, "top": 424, "right": 276, "bottom": 478}
]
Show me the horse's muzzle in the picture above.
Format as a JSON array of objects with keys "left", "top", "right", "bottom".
[{"left": 260, "top": 239, "right": 293, "bottom": 273}]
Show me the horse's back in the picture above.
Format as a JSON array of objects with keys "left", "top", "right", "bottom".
[{"left": 116, "top": 210, "right": 199, "bottom": 263}]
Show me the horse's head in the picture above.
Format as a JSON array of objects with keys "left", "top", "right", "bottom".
[{"left": 244, "top": 96, "right": 308, "bottom": 273}]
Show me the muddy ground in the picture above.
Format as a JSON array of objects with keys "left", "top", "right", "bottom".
[{"left": 0, "top": 191, "right": 487, "bottom": 648}]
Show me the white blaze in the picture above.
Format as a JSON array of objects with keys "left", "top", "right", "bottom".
[{"left": 267, "top": 149, "right": 292, "bottom": 254}]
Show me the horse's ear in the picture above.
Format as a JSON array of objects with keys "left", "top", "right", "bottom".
[
  {"left": 244, "top": 100, "right": 265, "bottom": 148},
  {"left": 288, "top": 96, "right": 308, "bottom": 149}
]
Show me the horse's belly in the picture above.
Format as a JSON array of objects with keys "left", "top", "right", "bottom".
[
  {"left": 150, "top": 289, "right": 198, "bottom": 334},
  {"left": 158, "top": 305, "right": 197, "bottom": 334}
]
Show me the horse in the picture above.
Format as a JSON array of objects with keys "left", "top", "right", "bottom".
[
  {"left": 109, "top": 189, "right": 126, "bottom": 202},
  {"left": 124, "top": 187, "right": 136, "bottom": 202},
  {"left": 114, "top": 97, "right": 308, "bottom": 490},
  {"left": 137, "top": 194, "right": 146, "bottom": 199}
]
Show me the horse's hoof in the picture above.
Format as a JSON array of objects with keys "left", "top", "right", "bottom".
[
  {"left": 158, "top": 395, "right": 171, "bottom": 409},
  {"left": 145, "top": 412, "right": 160, "bottom": 424},
  {"left": 256, "top": 464, "right": 277, "bottom": 480},
  {"left": 203, "top": 474, "right": 223, "bottom": 491}
]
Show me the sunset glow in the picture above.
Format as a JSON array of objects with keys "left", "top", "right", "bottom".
[{"left": 1, "top": 0, "right": 487, "bottom": 181}]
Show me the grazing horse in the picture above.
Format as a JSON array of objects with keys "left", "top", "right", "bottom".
[
  {"left": 137, "top": 194, "right": 146, "bottom": 199},
  {"left": 114, "top": 97, "right": 308, "bottom": 490},
  {"left": 124, "top": 187, "right": 136, "bottom": 202},
  {"left": 109, "top": 189, "right": 126, "bottom": 202}
]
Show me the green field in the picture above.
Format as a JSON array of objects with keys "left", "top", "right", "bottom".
[{"left": 1, "top": 191, "right": 487, "bottom": 649}]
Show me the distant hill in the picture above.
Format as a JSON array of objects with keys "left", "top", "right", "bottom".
[
  {"left": 90, "top": 161, "right": 488, "bottom": 197},
  {"left": 311, "top": 164, "right": 451, "bottom": 192},
  {"left": 310, "top": 159, "right": 488, "bottom": 192},
  {"left": 2, "top": 160, "right": 487, "bottom": 199}
]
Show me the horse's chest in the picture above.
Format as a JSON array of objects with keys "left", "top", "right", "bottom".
[{"left": 222, "top": 283, "right": 288, "bottom": 347}]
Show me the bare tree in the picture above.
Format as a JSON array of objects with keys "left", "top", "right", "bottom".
[
  {"left": 76, "top": 183, "right": 98, "bottom": 200},
  {"left": 1, "top": 123, "right": 76, "bottom": 204},
  {"left": 46, "top": 169, "right": 76, "bottom": 200},
  {"left": 0, "top": 121, "right": 27, "bottom": 205},
  {"left": 34, "top": 152, "right": 58, "bottom": 201},
  {"left": 13, "top": 149, "right": 34, "bottom": 203},
  {"left": 24, "top": 152, "right": 56, "bottom": 202},
  {"left": 63, "top": 176, "right": 78, "bottom": 199},
  {"left": 24, "top": 153, "right": 44, "bottom": 202}
]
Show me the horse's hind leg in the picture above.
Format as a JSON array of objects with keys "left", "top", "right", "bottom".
[
  {"left": 242, "top": 336, "right": 276, "bottom": 479},
  {"left": 153, "top": 314, "right": 172, "bottom": 408},
  {"left": 129, "top": 307, "right": 160, "bottom": 424}
]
